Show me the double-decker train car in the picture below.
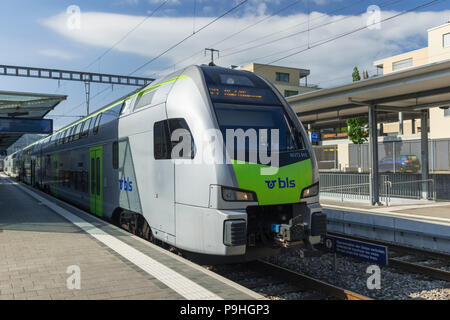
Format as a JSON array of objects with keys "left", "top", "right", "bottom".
[{"left": 14, "top": 65, "right": 325, "bottom": 262}]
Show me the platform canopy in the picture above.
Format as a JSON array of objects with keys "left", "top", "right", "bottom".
[
  {"left": 287, "top": 59, "right": 450, "bottom": 127},
  {"left": 0, "top": 90, "right": 66, "bottom": 153},
  {"left": 287, "top": 59, "right": 450, "bottom": 205}
]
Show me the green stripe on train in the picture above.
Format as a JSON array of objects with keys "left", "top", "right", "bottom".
[
  {"left": 232, "top": 159, "right": 312, "bottom": 205},
  {"left": 22, "top": 75, "right": 188, "bottom": 152}
]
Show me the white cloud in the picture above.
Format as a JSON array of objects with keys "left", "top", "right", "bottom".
[
  {"left": 38, "top": 49, "right": 78, "bottom": 60},
  {"left": 41, "top": 9, "right": 450, "bottom": 87}
]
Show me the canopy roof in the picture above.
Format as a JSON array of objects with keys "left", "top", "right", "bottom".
[
  {"left": 287, "top": 59, "right": 450, "bottom": 127},
  {"left": 0, "top": 90, "right": 66, "bottom": 153}
]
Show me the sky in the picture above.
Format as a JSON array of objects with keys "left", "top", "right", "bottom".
[{"left": 1, "top": 0, "right": 450, "bottom": 130}]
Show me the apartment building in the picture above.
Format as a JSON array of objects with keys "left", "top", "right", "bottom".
[{"left": 238, "top": 63, "right": 318, "bottom": 97}]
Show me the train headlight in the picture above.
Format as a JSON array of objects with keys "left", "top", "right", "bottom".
[
  {"left": 301, "top": 182, "right": 319, "bottom": 198},
  {"left": 222, "top": 186, "right": 257, "bottom": 202}
]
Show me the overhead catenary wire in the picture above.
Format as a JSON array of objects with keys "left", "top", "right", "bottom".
[
  {"left": 128, "top": 0, "right": 250, "bottom": 76},
  {"left": 84, "top": 0, "right": 170, "bottom": 71},
  {"left": 51, "top": 0, "right": 250, "bottom": 125},
  {"left": 156, "top": 0, "right": 308, "bottom": 76},
  {"left": 265, "top": 0, "right": 442, "bottom": 65},
  {"left": 49, "top": 1, "right": 170, "bottom": 123},
  {"left": 219, "top": 0, "right": 371, "bottom": 54},
  {"left": 221, "top": 0, "right": 404, "bottom": 60}
]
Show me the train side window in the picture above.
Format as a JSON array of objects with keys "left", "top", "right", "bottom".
[
  {"left": 81, "top": 118, "right": 91, "bottom": 137},
  {"left": 73, "top": 123, "right": 82, "bottom": 140},
  {"left": 66, "top": 128, "right": 72, "bottom": 143},
  {"left": 168, "top": 118, "right": 196, "bottom": 159},
  {"left": 70, "top": 126, "right": 77, "bottom": 141},
  {"left": 112, "top": 141, "right": 119, "bottom": 169},
  {"left": 154, "top": 118, "right": 195, "bottom": 160},
  {"left": 93, "top": 114, "right": 102, "bottom": 135},
  {"left": 66, "top": 128, "right": 73, "bottom": 143},
  {"left": 134, "top": 90, "right": 156, "bottom": 110},
  {"left": 154, "top": 121, "right": 170, "bottom": 159},
  {"left": 61, "top": 130, "right": 68, "bottom": 143},
  {"left": 101, "top": 103, "right": 123, "bottom": 125}
]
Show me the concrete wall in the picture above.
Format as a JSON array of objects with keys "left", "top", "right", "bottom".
[
  {"left": 373, "top": 22, "right": 450, "bottom": 142},
  {"left": 429, "top": 107, "right": 450, "bottom": 139},
  {"left": 427, "top": 23, "right": 450, "bottom": 63}
]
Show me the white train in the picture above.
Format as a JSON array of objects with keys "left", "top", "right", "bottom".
[{"left": 12, "top": 65, "right": 325, "bottom": 262}]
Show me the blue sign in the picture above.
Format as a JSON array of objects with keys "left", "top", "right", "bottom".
[
  {"left": 311, "top": 132, "right": 319, "bottom": 142},
  {"left": 0, "top": 117, "right": 53, "bottom": 134},
  {"left": 324, "top": 235, "right": 388, "bottom": 266}
]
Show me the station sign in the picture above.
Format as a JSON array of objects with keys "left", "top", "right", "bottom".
[
  {"left": 324, "top": 234, "right": 388, "bottom": 266},
  {"left": 0, "top": 117, "right": 53, "bottom": 134},
  {"left": 310, "top": 132, "right": 319, "bottom": 142}
]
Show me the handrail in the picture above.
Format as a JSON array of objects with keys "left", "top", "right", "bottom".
[{"left": 383, "top": 178, "right": 435, "bottom": 207}]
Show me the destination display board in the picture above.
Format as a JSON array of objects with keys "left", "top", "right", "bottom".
[
  {"left": 0, "top": 117, "right": 53, "bottom": 134},
  {"left": 208, "top": 86, "right": 280, "bottom": 105}
]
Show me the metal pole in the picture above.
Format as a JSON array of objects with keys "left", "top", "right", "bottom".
[
  {"left": 420, "top": 110, "right": 429, "bottom": 199},
  {"left": 369, "top": 106, "right": 380, "bottom": 205},
  {"left": 399, "top": 112, "right": 404, "bottom": 135},
  {"left": 85, "top": 81, "right": 90, "bottom": 116}
]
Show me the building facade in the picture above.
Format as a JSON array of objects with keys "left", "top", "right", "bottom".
[
  {"left": 238, "top": 63, "right": 318, "bottom": 97},
  {"left": 374, "top": 22, "right": 450, "bottom": 139}
]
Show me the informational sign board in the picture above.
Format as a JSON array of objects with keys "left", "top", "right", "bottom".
[
  {"left": 311, "top": 132, "right": 319, "bottom": 142},
  {"left": 0, "top": 117, "right": 53, "bottom": 134},
  {"left": 324, "top": 235, "right": 388, "bottom": 266}
]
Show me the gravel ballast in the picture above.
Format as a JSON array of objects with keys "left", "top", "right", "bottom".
[{"left": 264, "top": 249, "right": 450, "bottom": 300}]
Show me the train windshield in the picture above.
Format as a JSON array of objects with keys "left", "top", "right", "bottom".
[{"left": 214, "top": 103, "right": 304, "bottom": 156}]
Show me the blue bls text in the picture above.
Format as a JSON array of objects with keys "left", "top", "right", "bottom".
[{"left": 119, "top": 178, "right": 133, "bottom": 192}]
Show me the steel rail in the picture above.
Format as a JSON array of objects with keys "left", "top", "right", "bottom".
[{"left": 253, "top": 260, "right": 372, "bottom": 300}]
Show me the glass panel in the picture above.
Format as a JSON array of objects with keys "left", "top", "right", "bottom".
[
  {"left": 444, "top": 33, "right": 450, "bottom": 48},
  {"left": 91, "top": 158, "right": 95, "bottom": 194},
  {"left": 154, "top": 121, "right": 169, "bottom": 159},
  {"left": 392, "top": 58, "right": 413, "bottom": 71},
  {"left": 214, "top": 103, "right": 304, "bottom": 153},
  {"left": 96, "top": 157, "right": 100, "bottom": 196},
  {"left": 82, "top": 118, "right": 91, "bottom": 137},
  {"left": 168, "top": 118, "right": 195, "bottom": 159}
]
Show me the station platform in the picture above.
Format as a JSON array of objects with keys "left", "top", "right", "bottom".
[
  {"left": 0, "top": 173, "right": 264, "bottom": 300},
  {"left": 321, "top": 199, "right": 450, "bottom": 226}
]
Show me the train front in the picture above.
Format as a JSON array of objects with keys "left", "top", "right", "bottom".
[{"left": 169, "top": 65, "right": 326, "bottom": 262}]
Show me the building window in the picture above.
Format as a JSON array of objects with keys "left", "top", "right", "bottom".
[
  {"left": 444, "top": 108, "right": 450, "bottom": 117},
  {"left": 444, "top": 33, "right": 450, "bottom": 48},
  {"left": 392, "top": 58, "right": 413, "bottom": 71},
  {"left": 284, "top": 90, "right": 298, "bottom": 97},
  {"left": 276, "top": 72, "right": 289, "bottom": 82}
]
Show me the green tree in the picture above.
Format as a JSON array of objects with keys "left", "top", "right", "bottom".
[
  {"left": 347, "top": 117, "right": 369, "bottom": 169},
  {"left": 346, "top": 117, "right": 369, "bottom": 144},
  {"left": 352, "top": 66, "right": 361, "bottom": 82}
]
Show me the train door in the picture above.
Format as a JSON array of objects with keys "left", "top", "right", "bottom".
[{"left": 89, "top": 146, "right": 103, "bottom": 217}]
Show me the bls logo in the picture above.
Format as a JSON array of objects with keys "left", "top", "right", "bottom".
[
  {"left": 265, "top": 177, "right": 296, "bottom": 189},
  {"left": 119, "top": 178, "right": 133, "bottom": 192}
]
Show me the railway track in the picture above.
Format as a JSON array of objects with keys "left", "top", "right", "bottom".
[
  {"left": 328, "top": 232, "right": 450, "bottom": 282},
  {"left": 210, "top": 260, "right": 372, "bottom": 300}
]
